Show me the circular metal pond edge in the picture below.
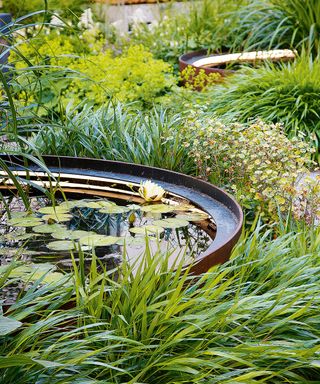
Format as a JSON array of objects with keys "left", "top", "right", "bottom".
[
  {"left": 0, "top": 155, "right": 243, "bottom": 275},
  {"left": 179, "top": 49, "right": 296, "bottom": 89}
]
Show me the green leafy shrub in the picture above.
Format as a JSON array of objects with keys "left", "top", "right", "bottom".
[
  {"left": 181, "top": 117, "right": 314, "bottom": 220},
  {"left": 207, "top": 57, "right": 320, "bottom": 161},
  {"left": 1, "top": 223, "right": 320, "bottom": 382},
  {"left": 3, "top": 0, "right": 92, "bottom": 20},
  {"left": 10, "top": 29, "right": 176, "bottom": 116},
  {"left": 180, "top": 66, "right": 221, "bottom": 90}
]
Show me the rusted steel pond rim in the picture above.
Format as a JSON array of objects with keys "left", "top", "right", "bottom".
[
  {"left": 179, "top": 49, "right": 234, "bottom": 78},
  {"left": 0, "top": 155, "right": 243, "bottom": 275}
]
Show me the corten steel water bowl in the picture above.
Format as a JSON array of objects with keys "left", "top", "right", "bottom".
[
  {"left": 179, "top": 48, "right": 296, "bottom": 89},
  {"left": 0, "top": 155, "right": 243, "bottom": 274}
]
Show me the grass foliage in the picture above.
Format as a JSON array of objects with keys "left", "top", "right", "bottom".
[
  {"left": 1, "top": 224, "right": 320, "bottom": 383},
  {"left": 31, "top": 103, "right": 193, "bottom": 172},
  {"left": 208, "top": 56, "right": 320, "bottom": 160}
]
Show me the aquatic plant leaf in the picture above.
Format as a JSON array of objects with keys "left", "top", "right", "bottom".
[
  {"left": 0, "top": 263, "right": 68, "bottom": 285},
  {"left": 38, "top": 206, "right": 70, "bottom": 214},
  {"left": 73, "top": 199, "right": 116, "bottom": 209},
  {"left": 69, "top": 230, "right": 96, "bottom": 240},
  {"left": 51, "top": 229, "right": 95, "bottom": 240},
  {"left": 42, "top": 213, "right": 73, "bottom": 222},
  {"left": 99, "top": 206, "right": 130, "bottom": 214},
  {"left": 0, "top": 316, "right": 22, "bottom": 336},
  {"left": 47, "top": 240, "right": 76, "bottom": 251},
  {"left": 33, "top": 223, "right": 66, "bottom": 233},
  {"left": 59, "top": 200, "right": 79, "bottom": 209},
  {"left": 153, "top": 218, "right": 189, "bottom": 228},
  {"left": 15, "top": 233, "right": 41, "bottom": 241},
  {"left": 7, "top": 216, "right": 43, "bottom": 227},
  {"left": 129, "top": 225, "right": 164, "bottom": 234},
  {"left": 0, "top": 248, "right": 40, "bottom": 256},
  {"left": 175, "top": 213, "right": 209, "bottom": 221},
  {"left": 79, "top": 234, "right": 120, "bottom": 247},
  {"left": 140, "top": 204, "right": 177, "bottom": 214},
  {"left": 10, "top": 211, "right": 29, "bottom": 218}
]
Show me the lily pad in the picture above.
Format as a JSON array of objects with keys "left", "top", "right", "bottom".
[
  {"left": 42, "top": 213, "right": 73, "bottom": 223},
  {"left": 79, "top": 234, "right": 120, "bottom": 247},
  {"left": 99, "top": 206, "right": 130, "bottom": 214},
  {"left": 7, "top": 216, "right": 44, "bottom": 227},
  {"left": 51, "top": 229, "right": 95, "bottom": 240},
  {"left": 47, "top": 240, "right": 76, "bottom": 251},
  {"left": 38, "top": 206, "right": 70, "bottom": 215},
  {"left": 10, "top": 211, "right": 30, "bottom": 219},
  {"left": 129, "top": 225, "right": 164, "bottom": 235},
  {"left": 73, "top": 200, "right": 117, "bottom": 209},
  {"left": 59, "top": 200, "right": 79, "bottom": 209},
  {"left": 140, "top": 204, "right": 177, "bottom": 214},
  {"left": 15, "top": 233, "right": 41, "bottom": 241},
  {"left": 33, "top": 223, "right": 67, "bottom": 234},
  {"left": 153, "top": 218, "right": 189, "bottom": 229},
  {"left": 175, "top": 213, "right": 209, "bottom": 221}
]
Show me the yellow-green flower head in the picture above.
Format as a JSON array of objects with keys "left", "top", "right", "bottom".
[{"left": 138, "top": 180, "right": 165, "bottom": 202}]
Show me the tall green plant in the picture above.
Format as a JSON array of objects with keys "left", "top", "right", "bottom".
[
  {"left": 1, "top": 223, "right": 320, "bottom": 382},
  {"left": 30, "top": 103, "right": 193, "bottom": 172}
]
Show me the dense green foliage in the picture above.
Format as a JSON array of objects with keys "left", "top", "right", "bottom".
[
  {"left": 207, "top": 57, "right": 320, "bottom": 160},
  {"left": 1, "top": 1, "right": 320, "bottom": 382},
  {"left": 1, "top": 224, "right": 320, "bottom": 383},
  {"left": 10, "top": 28, "right": 175, "bottom": 116}
]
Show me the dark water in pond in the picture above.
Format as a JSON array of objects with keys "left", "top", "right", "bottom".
[{"left": 0, "top": 196, "right": 216, "bottom": 271}]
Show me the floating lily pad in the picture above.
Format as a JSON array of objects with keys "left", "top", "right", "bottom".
[
  {"left": 38, "top": 206, "right": 70, "bottom": 215},
  {"left": 0, "top": 263, "right": 67, "bottom": 284},
  {"left": 140, "top": 204, "right": 177, "bottom": 214},
  {"left": 175, "top": 213, "right": 209, "bottom": 221},
  {"left": 47, "top": 240, "right": 76, "bottom": 251},
  {"left": 59, "top": 200, "right": 79, "bottom": 209},
  {"left": 10, "top": 211, "right": 30, "bottom": 219},
  {"left": 73, "top": 200, "right": 117, "bottom": 209},
  {"left": 7, "top": 216, "right": 44, "bottom": 227},
  {"left": 0, "top": 247, "right": 41, "bottom": 256},
  {"left": 15, "top": 233, "right": 41, "bottom": 241},
  {"left": 79, "top": 234, "right": 120, "bottom": 247},
  {"left": 129, "top": 225, "right": 164, "bottom": 235},
  {"left": 51, "top": 229, "right": 95, "bottom": 240},
  {"left": 153, "top": 218, "right": 189, "bottom": 229},
  {"left": 33, "top": 223, "right": 67, "bottom": 234},
  {"left": 42, "top": 213, "right": 73, "bottom": 222},
  {"left": 99, "top": 206, "right": 130, "bottom": 214}
]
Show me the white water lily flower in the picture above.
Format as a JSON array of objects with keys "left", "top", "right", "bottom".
[{"left": 138, "top": 180, "right": 165, "bottom": 202}]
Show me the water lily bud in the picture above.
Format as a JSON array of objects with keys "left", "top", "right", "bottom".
[{"left": 138, "top": 180, "right": 165, "bottom": 202}]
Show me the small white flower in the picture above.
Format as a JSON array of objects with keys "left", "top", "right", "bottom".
[
  {"left": 78, "top": 8, "right": 94, "bottom": 30},
  {"left": 50, "top": 14, "right": 64, "bottom": 27},
  {"left": 138, "top": 180, "right": 165, "bottom": 202}
]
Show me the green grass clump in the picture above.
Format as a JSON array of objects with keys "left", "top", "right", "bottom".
[
  {"left": 207, "top": 56, "right": 320, "bottom": 160},
  {"left": 1, "top": 223, "right": 320, "bottom": 383},
  {"left": 31, "top": 103, "right": 193, "bottom": 172},
  {"left": 232, "top": 0, "right": 320, "bottom": 54}
]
